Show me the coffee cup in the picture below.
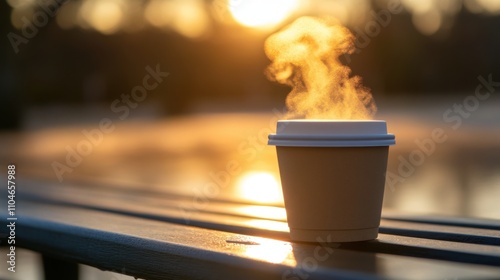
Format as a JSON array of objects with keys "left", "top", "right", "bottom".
[{"left": 268, "top": 120, "right": 395, "bottom": 242}]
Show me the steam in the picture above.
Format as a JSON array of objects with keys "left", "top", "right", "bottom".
[{"left": 265, "top": 16, "right": 376, "bottom": 120}]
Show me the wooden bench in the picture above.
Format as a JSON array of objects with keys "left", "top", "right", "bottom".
[{"left": 1, "top": 177, "right": 500, "bottom": 279}]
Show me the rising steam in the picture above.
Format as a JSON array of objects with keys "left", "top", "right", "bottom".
[{"left": 265, "top": 16, "right": 376, "bottom": 120}]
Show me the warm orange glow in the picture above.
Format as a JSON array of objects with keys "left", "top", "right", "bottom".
[
  {"left": 237, "top": 205, "right": 286, "bottom": 220},
  {"left": 401, "top": 0, "right": 442, "bottom": 35},
  {"left": 170, "top": 0, "right": 210, "bottom": 38},
  {"left": 145, "top": 0, "right": 210, "bottom": 38},
  {"left": 236, "top": 171, "right": 283, "bottom": 204},
  {"left": 412, "top": 10, "right": 442, "bottom": 35},
  {"left": 228, "top": 0, "right": 299, "bottom": 29},
  {"left": 244, "top": 219, "right": 289, "bottom": 232},
  {"left": 80, "top": 0, "right": 124, "bottom": 34},
  {"left": 9, "top": 0, "right": 500, "bottom": 36},
  {"left": 476, "top": 0, "right": 500, "bottom": 14},
  {"left": 241, "top": 237, "right": 292, "bottom": 264},
  {"left": 401, "top": 0, "right": 434, "bottom": 14},
  {"left": 144, "top": 0, "right": 168, "bottom": 28}
]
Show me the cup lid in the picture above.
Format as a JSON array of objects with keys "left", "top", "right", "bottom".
[{"left": 268, "top": 120, "right": 395, "bottom": 147}]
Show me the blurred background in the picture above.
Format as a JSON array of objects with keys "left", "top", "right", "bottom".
[
  {"left": 1, "top": 0, "right": 500, "bottom": 278},
  {"left": 2, "top": 0, "right": 500, "bottom": 126}
]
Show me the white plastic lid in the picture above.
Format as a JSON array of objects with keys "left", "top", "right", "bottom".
[{"left": 268, "top": 120, "right": 395, "bottom": 147}]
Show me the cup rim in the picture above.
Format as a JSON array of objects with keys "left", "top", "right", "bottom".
[{"left": 268, "top": 119, "right": 396, "bottom": 147}]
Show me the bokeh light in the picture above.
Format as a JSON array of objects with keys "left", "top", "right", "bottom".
[
  {"left": 145, "top": 0, "right": 210, "bottom": 38},
  {"left": 7, "top": 0, "right": 500, "bottom": 36},
  {"left": 476, "top": 0, "right": 500, "bottom": 14},
  {"left": 79, "top": 0, "right": 125, "bottom": 34},
  {"left": 412, "top": 9, "right": 442, "bottom": 35},
  {"left": 228, "top": 0, "right": 300, "bottom": 29}
]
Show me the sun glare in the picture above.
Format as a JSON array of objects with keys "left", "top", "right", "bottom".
[
  {"left": 228, "top": 0, "right": 299, "bottom": 29},
  {"left": 244, "top": 219, "right": 289, "bottom": 232},
  {"left": 237, "top": 205, "right": 286, "bottom": 220},
  {"left": 242, "top": 237, "right": 292, "bottom": 264},
  {"left": 236, "top": 171, "right": 283, "bottom": 204}
]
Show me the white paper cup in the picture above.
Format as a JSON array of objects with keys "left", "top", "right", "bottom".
[{"left": 268, "top": 120, "right": 395, "bottom": 242}]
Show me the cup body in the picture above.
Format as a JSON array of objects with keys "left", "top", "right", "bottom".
[{"left": 268, "top": 120, "right": 395, "bottom": 242}]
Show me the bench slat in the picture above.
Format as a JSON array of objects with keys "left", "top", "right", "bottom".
[
  {"left": 13, "top": 178, "right": 500, "bottom": 268},
  {"left": 379, "top": 220, "right": 500, "bottom": 246},
  {"left": 22, "top": 187, "right": 500, "bottom": 248},
  {"left": 5, "top": 201, "right": 500, "bottom": 280},
  {"left": 383, "top": 214, "right": 500, "bottom": 231}
]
